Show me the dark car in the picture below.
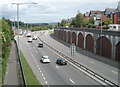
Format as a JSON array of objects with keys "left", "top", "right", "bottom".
[
  {"left": 38, "top": 42, "right": 43, "bottom": 47},
  {"left": 56, "top": 58, "right": 67, "bottom": 65}
]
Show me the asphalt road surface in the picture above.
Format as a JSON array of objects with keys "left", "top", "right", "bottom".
[
  {"left": 37, "top": 30, "right": 119, "bottom": 85},
  {"left": 18, "top": 35, "right": 101, "bottom": 85}
]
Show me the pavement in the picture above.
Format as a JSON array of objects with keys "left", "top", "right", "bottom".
[
  {"left": 4, "top": 41, "right": 19, "bottom": 85},
  {"left": 37, "top": 30, "right": 119, "bottom": 86}
]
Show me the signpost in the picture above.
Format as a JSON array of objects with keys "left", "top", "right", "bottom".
[{"left": 70, "top": 43, "right": 76, "bottom": 56}]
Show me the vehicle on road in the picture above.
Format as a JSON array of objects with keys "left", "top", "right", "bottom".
[
  {"left": 56, "top": 58, "right": 67, "bottom": 65},
  {"left": 26, "top": 33, "right": 31, "bottom": 37},
  {"left": 41, "top": 55, "right": 50, "bottom": 63},
  {"left": 38, "top": 42, "right": 43, "bottom": 47},
  {"left": 33, "top": 35, "right": 37, "bottom": 40},
  {"left": 28, "top": 37, "right": 32, "bottom": 42}
]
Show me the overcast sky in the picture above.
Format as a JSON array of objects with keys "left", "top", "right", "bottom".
[{"left": 0, "top": 0, "right": 119, "bottom": 23}]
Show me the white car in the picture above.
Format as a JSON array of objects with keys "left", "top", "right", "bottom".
[
  {"left": 26, "top": 33, "right": 31, "bottom": 37},
  {"left": 33, "top": 35, "right": 37, "bottom": 40},
  {"left": 28, "top": 37, "right": 32, "bottom": 42},
  {"left": 41, "top": 55, "right": 50, "bottom": 63}
]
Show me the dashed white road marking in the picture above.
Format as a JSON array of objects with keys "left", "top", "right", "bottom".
[
  {"left": 37, "top": 65, "right": 39, "bottom": 67},
  {"left": 35, "top": 50, "right": 38, "bottom": 54},
  {"left": 33, "top": 47, "right": 35, "bottom": 49},
  {"left": 112, "top": 71, "right": 118, "bottom": 74},
  {"left": 43, "top": 77, "right": 46, "bottom": 80},
  {"left": 69, "top": 79, "right": 75, "bottom": 84},
  {"left": 56, "top": 66, "right": 59, "bottom": 69},
  {"left": 90, "top": 61, "right": 95, "bottom": 64},
  {"left": 45, "top": 81, "right": 48, "bottom": 84},
  {"left": 42, "top": 74, "right": 44, "bottom": 76},
  {"left": 40, "top": 71, "right": 42, "bottom": 73},
  {"left": 39, "top": 68, "right": 41, "bottom": 70}
]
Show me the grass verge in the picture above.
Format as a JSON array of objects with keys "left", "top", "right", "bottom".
[{"left": 20, "top": 51, "right": 41, "bottom": 85}]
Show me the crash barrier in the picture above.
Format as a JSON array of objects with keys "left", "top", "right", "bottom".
[
  {"left": 14, "top": 39, "right": 27, "bottom": 87},
  {"left": 38, "top": 37, "right": 118, "bottom": 87}
]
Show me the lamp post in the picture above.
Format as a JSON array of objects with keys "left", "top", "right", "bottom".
[
  {"left": 11, "top": 2, "right": 37, "bottom": 86},
  {"left": 11, "top": 2, "right": 37, "bottom": 54},
  {"left": 100, "top": 14, "right": 103, "bottom": 56}
]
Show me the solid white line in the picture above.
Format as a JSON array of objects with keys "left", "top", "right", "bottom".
[
  {"left": 69, "top": 79, "right": 75, "bottom": 84},
  {"left": 43, "top": 77, "right": 46, "bottom": 80},
  {"left": 90, "top": 61, "right": 95, "bottom": 64},
  {"left": 112, "top": 71, "right": 118, "bottom": 74}
]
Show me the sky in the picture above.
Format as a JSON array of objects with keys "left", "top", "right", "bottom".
[{"left": 0, "top": 0, "right": 119, "bottom": 23}]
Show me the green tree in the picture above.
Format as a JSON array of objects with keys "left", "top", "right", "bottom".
[
  {"left": 83, "top": 19, "right": 89, "bottom": 27},
  {"left": 75, "top": 12, "right": 84, "bottom": 27},
  {"left": 60, "top": 19, "right": 67, "bottom": 27},
  {"left": 89, "top": 16, "right": 94, "bottom": 24},
  {"left": 103, "top": 18, "right": 113, "bottom": 26}
]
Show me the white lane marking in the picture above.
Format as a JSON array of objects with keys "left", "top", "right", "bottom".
[
  {"left": 35, "top": 50, "right": 38, "bottom": 54},
  {"left": 112, "top": 71, "right": 118, "bottom": 74},
  {"left": 56, "top": 66, "right": 59, "bottom": 69},
  {"left": 45, "top": 81, "right": 48, "bottom": 84},
  {"left": 40, "top": 71, "right": 42, "bottom": 73},
  {"left": 43, "top": 77, "right": 46, "bottom": 80},
  {"left": 29, "top": 48, "right": 31, "bottom": 49},
  {"left": 42, "top": 74, "right": 44, "bottom": 76},
  {"left": 33, "top": 47, "right": 35, "bottom": 49},
  {"left": 37, "top": 65, "right": 39, "bottom": 67},
  {"left": 90, "top": 61, "right": 95, "bottom": 64},
  {"left": 69, "top": 79, "right": 75, "bottom": 84},
  {"left": 42, "top": 52, "right": 44, "bottom": 54},
  {"left": 39, "top": 68, "right": 41, "bottom": 70}
]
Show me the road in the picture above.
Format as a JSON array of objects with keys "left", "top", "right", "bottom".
[
  {"left": 37, "top": 30, "right": 119, "bottom": 85},
  {"left": 18, "top": 34, "right": 101, "bottom": 85}
]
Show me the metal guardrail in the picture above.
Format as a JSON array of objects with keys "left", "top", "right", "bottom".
[
  {"left": 38, "top": 37, "right": 119, "bottom": 87},
  {"left": 14, "top": 39, "right": 27, "bottom": 87}
]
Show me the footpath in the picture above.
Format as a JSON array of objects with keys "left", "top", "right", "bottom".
[{"left": 4, "top": 41, "right": 19, "bottom": 85}]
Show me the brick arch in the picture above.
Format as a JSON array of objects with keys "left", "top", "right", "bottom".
[
  {"left": 115, "top": 41, "right": 120, "bottom": 62},
  {"left": 61, "top": 30, "right": 64, "bottom": 40},
  {"left": 78, "top": 33, "right": 84, "bottom": 49},
  {"left": 96, "top": 36, "right": 111, "bottom": 58},
  {"left": 68, "top": 31, "right": 71, "bottom": 43},
  {"left": 63, "top": 31, "right": 66, "bottom": 41},
  {"left": 85, "top": 34, "right": 94, "bottom": 53},
  {"left": 72, "top": 32, "right": 76, "bottom": 45}
]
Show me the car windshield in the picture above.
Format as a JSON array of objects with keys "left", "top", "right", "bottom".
[{"left": 43, "top": 56, "right": 48, "bottom": 59}]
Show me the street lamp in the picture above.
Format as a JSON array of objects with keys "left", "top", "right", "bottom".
[
  {"left": 100, "top": 14, "right": 103, "bottom": 56},
  {"left": 11, "top": 2, "right": 37, "bottom": 86},
  {"left": 11, "top": 2, "right": 37, "bottom": 53}
]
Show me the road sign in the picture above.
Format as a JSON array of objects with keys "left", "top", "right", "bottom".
[{"left": 70, "top": 43, "right": 76, "bottom": 56}]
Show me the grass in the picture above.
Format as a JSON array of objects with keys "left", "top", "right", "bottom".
[{"left": 20, "top": 51, "right": 42, "bottom": 85}]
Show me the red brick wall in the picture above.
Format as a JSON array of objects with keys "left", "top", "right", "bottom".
[{"left": 113, "top": 14, "right": 118, "bottom": 24}]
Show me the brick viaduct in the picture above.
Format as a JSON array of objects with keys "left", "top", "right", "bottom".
[{"left": 54, "top": 27, "right": 120, "bottom": 62}]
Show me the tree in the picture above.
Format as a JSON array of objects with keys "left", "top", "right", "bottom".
[
  {"left": 89, "top": 16, "right": 94, "bottom": 24},
  {"left": 60, "top": 19, "right": 67, "bottom": 27},
  {"left": 103, "top": 18, "right": 113, "bottom": 26},
  {"left": 83, "top": 19, "right": 89, "bottom": 27},
  {"left": 75, "top": 12, "right": 84, "bottom": 27}
]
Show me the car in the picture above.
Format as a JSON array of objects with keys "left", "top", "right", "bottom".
[
  {"left": 26, "top": 33, "right": 31, "bottom": 37},
  {"left": 33, "top": 35, "right": 37, "bottom": 40},
  {"left": 38, "top": 42, "right": 43, "bottom": 47},
  {"left": 41, "top": 55, "right": 50, "bottom": 63},
  {"left": 28, "top": 37, "right": 32, "bottom": 42},
  {"left": 56, "top": 58, "right": 67, "bottom": 65}
]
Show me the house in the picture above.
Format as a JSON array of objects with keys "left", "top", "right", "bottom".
[
  {"left": 113, "top": 12, "right": 120, "bottom": 24},
  {"left": 84, "top": 12, "right": 90, "bottom": 20},
  {"left": 104, "top": 8, "right": 115, "bottom": 18}
]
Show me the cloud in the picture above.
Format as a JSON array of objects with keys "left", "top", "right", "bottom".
[{"left": 0, "top": 0, "right": 119, "bottom": 22}]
